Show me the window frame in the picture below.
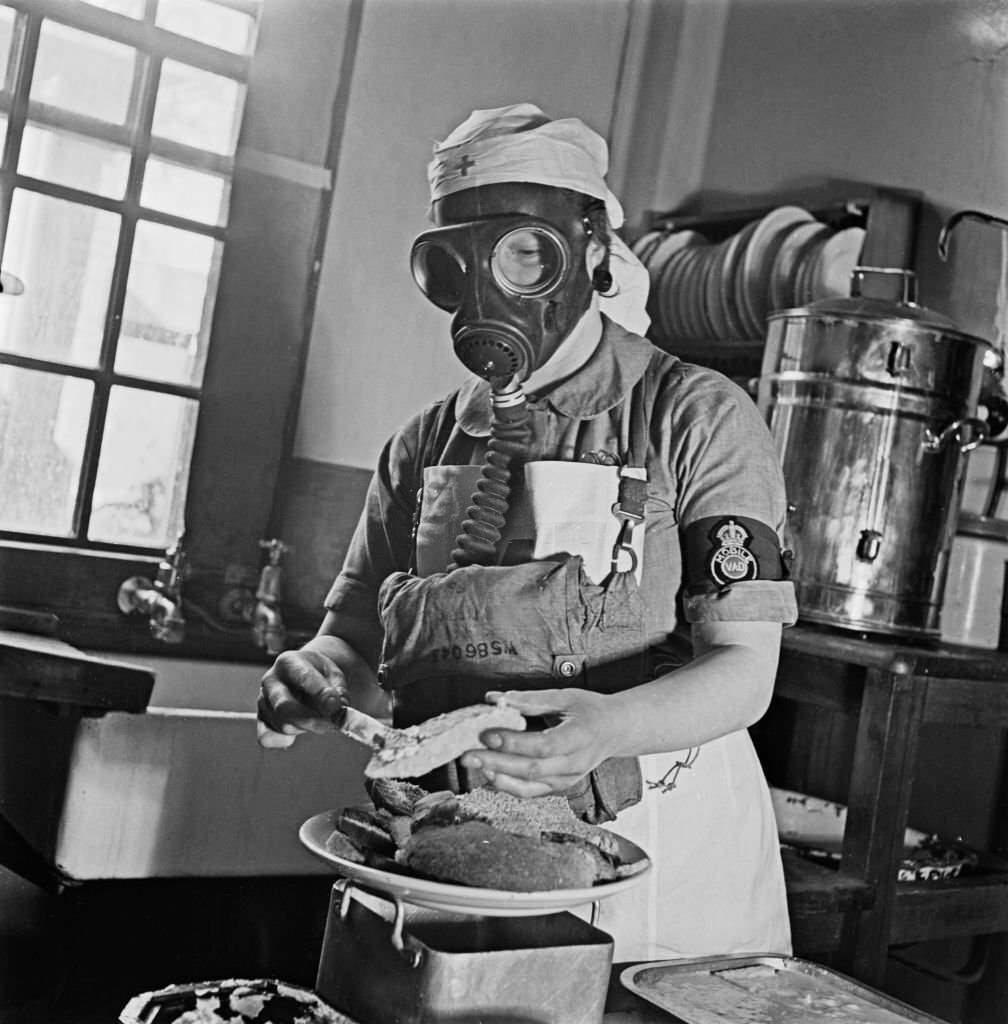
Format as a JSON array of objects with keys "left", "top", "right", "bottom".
[
  {"left": 0, "top": 0, "right": 339, "bottom": 657},
  {"left": 0, "top": 0, "right": 249, "bottom": 554}
]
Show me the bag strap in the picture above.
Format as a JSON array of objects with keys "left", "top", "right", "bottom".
[
  {"left": 625, "top": 367, "right": 653, "bottom": 471},
  {"left": 416, "top": 390, "right": 460, "bottom": 475},
  {"left": 610, "top": 368, "right": 654, "bottom": 575},
  {"left": 407, "top": 392, "right": 460, "bottom": 574}
]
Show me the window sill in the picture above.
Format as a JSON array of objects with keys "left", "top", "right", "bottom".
[{"left": 0, "top": 542, "right": 314, "bottom": 662}]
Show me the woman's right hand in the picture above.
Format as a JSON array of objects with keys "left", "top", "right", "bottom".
[{"left": 256, "top": 648, "right": 349, "bottom": 749}]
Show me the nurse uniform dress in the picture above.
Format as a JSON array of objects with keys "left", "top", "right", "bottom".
[{"left": 324, "top": 317, "right": 798, "bottom": 962}]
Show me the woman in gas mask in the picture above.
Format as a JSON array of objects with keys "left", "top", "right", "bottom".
[{"left": 257, "top": 103, "right": 797, "bottom": 960}]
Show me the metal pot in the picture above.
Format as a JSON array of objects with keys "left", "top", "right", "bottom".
[{"left": 758, "top": 267, "right": 998, "bottom": 639}]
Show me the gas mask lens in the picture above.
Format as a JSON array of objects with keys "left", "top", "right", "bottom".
[
  {"left": 410, "top": 219, "right": 570, "bottom": 311},
  {"left": 490, "top": 226, "right": 566, "bottom": 295},
  {"left": 411, "top": 241, "right": 466, "bottom": 312}
]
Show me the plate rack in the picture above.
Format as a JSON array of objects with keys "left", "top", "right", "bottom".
[{"left": 634, "top": 186, "right": 921, "bottom": 382}]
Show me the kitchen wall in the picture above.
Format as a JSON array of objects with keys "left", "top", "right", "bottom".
[
  {"left": 273, "top": 0, "right": 704, "bottom": 614},
  {"left": 295, "top": 0, "right": 632, "bottom": 473},
  {"left": 703, "top": 0, "right": 1008, "bottom": 347}
]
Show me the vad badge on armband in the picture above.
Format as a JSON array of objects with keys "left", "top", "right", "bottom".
[{"left": 707, "top": 518, "right": 758, "bottom": 586}]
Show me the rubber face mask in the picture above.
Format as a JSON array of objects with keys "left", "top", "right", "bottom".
[{"left": 410, "top": 212, "right": 595, "bottom": 383}]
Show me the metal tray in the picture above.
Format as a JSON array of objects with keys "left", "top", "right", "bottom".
[{"left": 620, "top": 956, "right": 946, "bottom": 1024}]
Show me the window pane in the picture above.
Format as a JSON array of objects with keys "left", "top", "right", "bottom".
[
  {"left": 0, "top": 367, "right": 92, "bottom": 537},
  {"left": 152, "top": 59, "right": 243, "bottom": 156},
  {"left": 141, "top": 156, "right": 230, "bottom": 225},
  {"left": 116, "top": 221, "right": 219, "bottom": 386},
  {"left": 0, "top": 190, "right": 119, "bottom": 366},
  {"left": 80, "top": 0, "right": 145, "bottom": 17},
  {"left": 155, "top": 0, "right": 258, "bottom": 55},
  {"left": 19, "top": 123, "right": 131, "bottom": 198},
  {"left": 89, "top": 386, "right": 196, "bottom": 547},
  {"left": 31, "top": 21, "right": 137, "bottom": 125},
  {"left": 0, "top": 112, "right": 7, "bottom": 156},
  {"left": 0, "top": 6, "right": 15, "bottom": 90}
]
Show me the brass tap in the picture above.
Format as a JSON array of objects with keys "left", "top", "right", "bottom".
[
  {"left": 252, "top": 539, "right": 291, "bottom": 655},
  {"left": 117, "top": 536, "right": 188, "bottom": 644}
]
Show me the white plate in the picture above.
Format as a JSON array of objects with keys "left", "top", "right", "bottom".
[
  {"left": 646, "top": 229, "right": 705, "bottom": 290},
  {"left": 808, "top": 226, "right": 866, "bottom": 300},
  {"left": 631, "top": 229, "right": 666, "bottom": 268},
  {"left": 299, "top": 809, "right": 652, "bottom": 917},
  {"left": 659, "top": 244, "right": 697, "bottom": 341},
  {"left": 769, "top": 221, "right": 830, "bottom": 312},
  {"left": 771, "top": 787, "right": 926, "bottom": 857},
  {"left": 739, "top": 206, "right": 814, "bottom": 334},
  {"left": 728, "top": 221, "right": 761, "bottom": 339}
]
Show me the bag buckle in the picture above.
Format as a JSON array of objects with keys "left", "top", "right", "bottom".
[{"left": 610, "top": 506, "right": 642, "bottom": 576}]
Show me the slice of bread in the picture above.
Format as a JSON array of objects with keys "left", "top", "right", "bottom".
[
  {"left": 456, "top": 788, "right": 621, "bottom": 859},
  {"left": 366, "top": 777, "right": 429, "bottom": 816},
  {"left": 364, "top": 702, "right": 526, "bottom": 779}
]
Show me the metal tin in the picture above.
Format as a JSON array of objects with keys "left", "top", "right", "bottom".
[
  {"left": 758, "top": 269, "right": 995, "bottom": 638},
  {"left": 621, "top": 955, "right": 946, "bottom": 1023},
  {"left": 315, "top": 883, "right": 613, "bottom": 1024},
  {"left": 942, "top": 514, "right": 1008, "bottom": 648}
]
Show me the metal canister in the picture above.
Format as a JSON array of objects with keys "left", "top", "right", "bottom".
[{"left": 757, "top": 268, "right": 997, "bottom": 639}]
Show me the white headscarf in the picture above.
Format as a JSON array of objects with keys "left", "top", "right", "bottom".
[{"left": 427, "top": 103, "right": 651, "bottom": 337}]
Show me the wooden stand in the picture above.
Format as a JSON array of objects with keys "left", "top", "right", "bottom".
[{"left": 763, "top": 625, "right": 1008, "bottom": 1002}]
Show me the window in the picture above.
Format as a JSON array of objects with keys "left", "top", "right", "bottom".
[
  {"left": 0, "top": 0, "right": 258, "bottom": 553},
  {"left": 0, "top": 0, "right": 340, "bottom": 651}
]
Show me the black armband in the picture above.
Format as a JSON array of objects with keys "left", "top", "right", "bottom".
[{"left": 682, "top": 515, "right": 790, "bottom": 592}]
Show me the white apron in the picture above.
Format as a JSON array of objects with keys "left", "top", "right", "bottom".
[{"left": 411, "top": 459, "right": 792, "bottom": 961}]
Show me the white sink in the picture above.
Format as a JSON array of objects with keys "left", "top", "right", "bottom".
[{"left": 0, "top": 654, "right": 371, "bottom": 881}]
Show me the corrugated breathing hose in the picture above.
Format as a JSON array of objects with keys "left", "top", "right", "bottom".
[{"left": 448, "top": 378, "right": 531, "bottom": 570}]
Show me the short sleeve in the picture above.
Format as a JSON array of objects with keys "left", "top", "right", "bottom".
[{"left": 667, "top": 368, "right": 797, "bottom": 626}]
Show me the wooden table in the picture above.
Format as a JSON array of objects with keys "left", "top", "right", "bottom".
[
  {"left": 0, "top": 628, "right": 154, "bottom": 712},
  {"left": 766, "top": 625, "right": 1008, "bottom": 992}
]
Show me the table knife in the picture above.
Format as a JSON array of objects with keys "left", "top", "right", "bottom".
[{"left": 331, "top": 705, "right": 393, "bottom": 749}]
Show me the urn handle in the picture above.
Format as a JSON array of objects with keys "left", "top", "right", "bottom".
[{"left": 922, "top": 417, "right": 989, "bottom": 454}]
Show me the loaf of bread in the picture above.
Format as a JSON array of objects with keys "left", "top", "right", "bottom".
[
  {"left": 399, "top": 821, "right": 603, "bottom": 891},
  {"left": 364, "top": 702, "right": 526, "bottom": 779}
]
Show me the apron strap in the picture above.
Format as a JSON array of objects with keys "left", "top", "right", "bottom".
[
  {"left": 408, "top": 392, "right": 460, "bottom": 574},
  {"left": 625, "top": 369, "right": 652, "bottom": 471}
]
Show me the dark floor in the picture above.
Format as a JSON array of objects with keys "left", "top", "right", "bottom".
[
  {"left": 4, "top": 863, "right": 999, "bottom": 1024},
  {"left": 1, "top": 866, "right": 337, "bottom": 1023}
]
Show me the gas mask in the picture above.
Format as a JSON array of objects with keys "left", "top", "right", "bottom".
[{"left": 410, "top": 212, "right": 596, "bottom": 384}]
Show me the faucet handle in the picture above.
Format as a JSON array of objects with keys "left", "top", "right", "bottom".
[
  {"left": 259, "top": 538, "right": 292, "bottom": 565},
  {"left": 157, "top": 535, "right": 189, "bottom": 593}
]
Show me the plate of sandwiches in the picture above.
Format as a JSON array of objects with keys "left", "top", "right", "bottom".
[{"left": 300, "top": 779, "right": 652, "bottom": 917}]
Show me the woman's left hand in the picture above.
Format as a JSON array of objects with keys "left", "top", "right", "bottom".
[{"left": 460, "top": 688, "right": 616, "bottom": 799}]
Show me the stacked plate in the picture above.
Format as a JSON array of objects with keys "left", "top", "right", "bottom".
[{"left": 634, "top": 206, "right": 866, "bottom": 345}]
